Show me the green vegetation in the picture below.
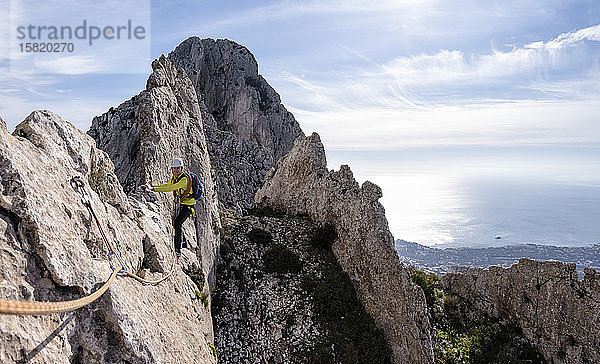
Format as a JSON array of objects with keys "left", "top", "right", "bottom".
[
  {"left": 302, "top": 224, "right": 392, "bottom": 364},
  {"left": 194, "top": 289, "right": 210, "bottom": 309},
  {"left": 309, "top": 223, "right": 337, "bottom": 250},
  {"left": 410, "top": 269, "right": 545, "bottom": 364},
  {"left": 304, "top": 262, "right": 392, "bottom": 364},
  {"left": 184, "top": 264, "right": 205, "bottom": 291},
  {"left": 88, "top": 149, "right": 110, "bottom": 200},
  {"left": 411, "top": 269, "right": 443, "bottom": 308},
  {"left": 262, "top": 243, "right": 303, "bottom": 274},
  {"left": 246, "top": 228, "right": 273, "bottom": 246}
]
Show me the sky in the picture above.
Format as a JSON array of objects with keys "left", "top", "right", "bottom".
[{"left": 1, "top": 0, "right": 599, "bottom": 245}]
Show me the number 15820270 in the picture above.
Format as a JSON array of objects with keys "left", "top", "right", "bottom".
[{"left": 19, "top": 43, "right": 74, "bottom": 52}]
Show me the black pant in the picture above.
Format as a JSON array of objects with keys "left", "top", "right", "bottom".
[{"left": 174, "top": 205, "right": 193, "bottom": 252}]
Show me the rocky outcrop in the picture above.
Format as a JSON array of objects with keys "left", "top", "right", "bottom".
[
  {"left": 168, "top": 37, "right": 304, "bottom": 213},
  {"left": 255, "top": 133, "right": 434, "bottom": 363},
  {"left": 92, "top": 38, "right": 303, "bottom": 214},
  {"left": 213, "top": 215, "right": 327, "bottom": 363},
  {"left": 89, "top": 55, "right": 221, "bottom": 287},
  {"left": 0, "top": 110, "right": 215, "bottom": 363},
  {"left": 443, "top": 259, "right": 600, "bottom": 364},
  {"left": 168, "top": 37, "right": 303, "bottom": 161},
  {"left": 87, "top": 95, "right": 142, "bottom": 195}
]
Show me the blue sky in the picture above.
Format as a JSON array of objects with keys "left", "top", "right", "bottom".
[
  {"left": 1, "top": 1, "right": 599, "bottom": 244},
  {"left": 1, "top": 0, "right": 598, "bottom": 147}
]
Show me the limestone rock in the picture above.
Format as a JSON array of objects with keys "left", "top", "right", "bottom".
[
  {"left": 87, "top": 95, "right": 142, "bottom": 195},
  {"left": 90, "top": 55, "right": 221, "bottom": 288},
  {"left": 91, "top": 38, "right": 302, "bottom": 215},
  {"left": 255, "top": 133, "right": 434, "bottom": 363},
  {"left": 444, "top": 258, "right": 600, "bottom": 363},
  {"left": 168, "top": 37, "right": 302, "bottom": 160},
  {"left": 168, "top": 37, "right": 304, "bottom": 213},
  {"left": 0, "top": 110, "right": 215, "bottom": 363}
]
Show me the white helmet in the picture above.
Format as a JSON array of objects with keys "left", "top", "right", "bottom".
[{"left": 170, "top": 158, "right": 184, "bottom": 168}]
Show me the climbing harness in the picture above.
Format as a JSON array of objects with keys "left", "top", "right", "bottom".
[{"left": 0, "top": 176, "right": 179, "bottom": 315}]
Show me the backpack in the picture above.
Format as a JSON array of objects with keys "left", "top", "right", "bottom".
[{"left": 173, "top": 172, "right": 204, "bottom": 201}]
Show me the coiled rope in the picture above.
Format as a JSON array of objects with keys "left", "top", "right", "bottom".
[{"left": 0, "top": 176, "right": 179, "bottom": 315}]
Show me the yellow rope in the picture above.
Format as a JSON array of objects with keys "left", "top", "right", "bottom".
[
  {"left": 0, "top": 247, "right": 179, "bottom": 315},
  {"left": 125, "top": 248, "right": 178, "bottom": 285},
  {"left": 0, "top": 182, "right": 193, "bottom": 315},
  {"left": 0, "top": 267, "right": 120, "bottom": 315}
]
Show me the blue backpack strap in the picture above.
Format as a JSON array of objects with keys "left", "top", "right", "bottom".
[{"left": 198, "top": 181, "right": 204, "bottom": 200}]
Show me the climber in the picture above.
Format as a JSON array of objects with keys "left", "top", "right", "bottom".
[{"left": 143, "top": 158, "right": 196, "bottom": 257}]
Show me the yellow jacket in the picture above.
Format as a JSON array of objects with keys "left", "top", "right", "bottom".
[{"left": 153, "top": 173, "right": 196, "bottom": 206}]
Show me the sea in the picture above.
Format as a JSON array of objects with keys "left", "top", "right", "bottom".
[{"left": 327, "top": 146, "right": 600, "bottom": 249}]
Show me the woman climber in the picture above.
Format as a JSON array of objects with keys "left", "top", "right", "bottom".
[{"left": 143, "top": 157, "right": 201, "bottom": 257}]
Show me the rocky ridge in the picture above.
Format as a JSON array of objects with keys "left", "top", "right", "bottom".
[
  {"left": 444, "top": 259, "right": 600, "bottom": 363},
  {"left": 91, "top": 38, "right": 303, "bottom": 215},
  {"left": 88, "top": 40, "right": 423, "bottom": 363},
  {"left": 167, "top": 38, "right": 304, "bottom": 213},
  {"left": 6, "top": 36, "right": 598, "bottom": 364},
  {"left": 89, "top": 55, "right": 221, "bottom": 287},
  {"left": 0, "top": 111, "right": 215, "bottom": 363},
  {"left": 255, "top": 133, "right": 434, "bottom": 363}
]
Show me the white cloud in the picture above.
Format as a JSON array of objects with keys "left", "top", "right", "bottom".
[
  {"left": 269, "top": 22, "right": 600, "bottom": 142},
  {"left": 546, "top": 24, "right": 600, "bottom": 48},
  {"left": 291, "top": 99, "right": 600, "bottom": 149},
  {"left": 382, "top": 24, "right": 600, "bottom": 87},
  {"left": 34, "top": 55, "right": 107, "bottom": 75},
  {"left": 382, "top": 50, "right": 468, "bottom": 85}
]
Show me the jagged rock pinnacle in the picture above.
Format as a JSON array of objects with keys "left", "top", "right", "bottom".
[{"left": 256, "top": 132, "right": 435, "bottom": 363}]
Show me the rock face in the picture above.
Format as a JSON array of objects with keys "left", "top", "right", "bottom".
[
  {"left": 168, "top": 37, "right": 304, "bottom": 213},
  {"left": 91, "top": 38, "right": 303, "bottom": 214},
  {"left": 443, "top": 259, "right": 600, "bottom": 364},
  {"left": 255, "top": 133, "right": 434, "bottom": 363},
  {"left": 214, "top": 213, "right": 393, "bottom": 363},
  {"left": 0, "top": 110, "right": 215, "bottom": 363},
  {"left": 89, "top": 55, "right": 221, "bottom": 287},
  {"left": 213, "top": 215, "right": 327, "bottom": 363},
  {"left": 168, "top": 37, "right": 302, "bottom": 161}
]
